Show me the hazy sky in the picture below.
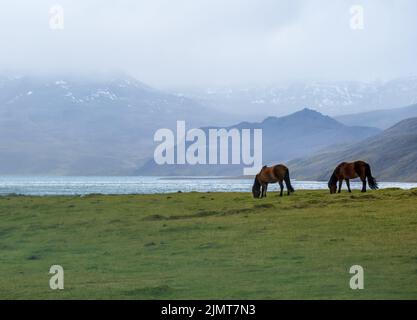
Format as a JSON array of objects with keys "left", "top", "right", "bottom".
[{"left": 1, "top": 0, "right": 416, "bottom": 87}]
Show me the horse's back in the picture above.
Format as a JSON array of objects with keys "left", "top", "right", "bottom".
[
  {"left": 337, "top": 161, "right": 366, "bottom": 171},
  {"left": 336, "top": 160, "right": 368, "bottom": 179},
  {"left": 259, "top": 164, "right": 288, "bottom": 182},
  {"left": 339, "top": 160, "right": 367, "bottom": 167},
  {"left": 273, "top": 164, "right": 288, "bottom": 179},
  {"left": 353, "top": 160, "right": 368, "bottom": 167}
]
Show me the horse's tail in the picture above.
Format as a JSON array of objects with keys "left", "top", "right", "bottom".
[
  {"left": 284, "top": 168, "right": 295, "bottom": 193},
  {"left": 365, "top": 163, "right": 378, "bottom": 190}
]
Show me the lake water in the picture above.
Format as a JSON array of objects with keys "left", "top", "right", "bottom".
[{"left": 0, "top": 176, "right": 416, "bottom": 196}]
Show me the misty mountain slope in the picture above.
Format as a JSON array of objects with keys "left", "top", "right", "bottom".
[
  {"left": 335, "top": 103, "right": 417, "bottom": 129},
  {"left": 288, "top": 118, "right": 417, "bottom": 182},
  {"left": 137, "top": 108, "right": 381, "bottom": 176},
  {"left": 176, "top": 77, "right": 417, "bottom": 117},
  {"left": 0, "top": 74, "right": 234, "bottom": 175}
]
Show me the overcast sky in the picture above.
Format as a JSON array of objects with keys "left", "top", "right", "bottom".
[{"left": 1, "top": 0, "right": 416, "bottom": 87}]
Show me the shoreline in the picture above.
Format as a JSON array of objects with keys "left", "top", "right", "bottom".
[{"left": 1, "top": 187, "right": 413, "bottom": 198}]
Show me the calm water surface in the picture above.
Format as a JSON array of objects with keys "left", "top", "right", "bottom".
[{"left": 0, "top": 176, "right": 416, "bottom": 196}]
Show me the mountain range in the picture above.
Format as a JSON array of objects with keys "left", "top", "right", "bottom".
[
  {"left": 137, "top": 108, "right": 381, "bottom": 176},
  {"left": 1, "top": 73, "right": 417, "bottom": 180},
  {"left": 0, "top": 74, "right": 234, "bottom": 175}
]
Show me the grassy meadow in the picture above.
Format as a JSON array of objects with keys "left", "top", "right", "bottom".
[{"left": 0, "top": 189, "right": 416, "bottom": 299}]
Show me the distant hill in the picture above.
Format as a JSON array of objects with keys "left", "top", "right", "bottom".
[
  {"left": 335, "top": 103, "right": 417, "bottom": 129},
  {"left": 289, "top": 117, "right": 417, "bottom": 182},
  {"left": 137, "top": 108, "right": 381, "bottom": 176},
  {"left": 0, "top": 74, "right": 234, "bottom": 175}
]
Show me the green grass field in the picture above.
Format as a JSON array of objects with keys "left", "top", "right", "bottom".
[{"left": 0, "top": 189, "right": 416, "bottom": 299}]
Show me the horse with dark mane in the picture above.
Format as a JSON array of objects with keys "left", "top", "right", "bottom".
[
  {"left": 252, "top": 164, "right": 295, "bottom": 198},
  {"left": 328, "top": 160, "right": 378, "bottom": 194}
]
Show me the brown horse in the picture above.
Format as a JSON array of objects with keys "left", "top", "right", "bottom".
[
  {"left": 252, "top": 164, "right": 295, "bottom": 198},
  {"left": 328, "top": 160, "right": 378, "bottom": 194}
]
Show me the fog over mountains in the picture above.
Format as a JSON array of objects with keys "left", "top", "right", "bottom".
[
  {"left": 335, "top": 103, "right": 417, "bottom": 129},
  {"left": 173, "top": 76, "right": 417, "bottom": 118},
  {"left": 1, "top": 73, "right": 417, "bottom": 179}
]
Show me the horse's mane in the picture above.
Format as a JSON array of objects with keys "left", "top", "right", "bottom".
[
  {"left": 253, "top": 175, "right": 261, "bottom": 189},
  {"left": 328, "top": 171, "right": 338, "bottom": 188}
]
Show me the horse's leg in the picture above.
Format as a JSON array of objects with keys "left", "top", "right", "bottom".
[
  {"left": 361, "top": 177, "right": 367, "bottom": 193},
  {"left": 286, "top": 179, "right": 290, "bottom": 196},
  {"left": 264, "top": 184, "right": 268, "bottom": 197},
  {"left": 345, "top": 179, "right": 351, "bottom": 193},
  {"left": 279, "top": 181, "right": 284, "bottom": 197},
  {"left": 338, "top": 179, "right": 343, "bottom": 193}
]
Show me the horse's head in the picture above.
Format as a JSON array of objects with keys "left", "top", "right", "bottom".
[
  {"left": 252, "top": 175, "right": 261, "bottom": 198},
  {"left": 328, "top": 173, "right": 337, "bottom": 194},
  {"left": 328, "top": 183, "right": 337, "bottom": 194}
]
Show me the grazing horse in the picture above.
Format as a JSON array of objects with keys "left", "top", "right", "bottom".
[
  {"left": 252, "top": 164, "right": 295, "bottom": 198},
  {"left": 328, "top": 160, "right": 378, "bottom": 194}
]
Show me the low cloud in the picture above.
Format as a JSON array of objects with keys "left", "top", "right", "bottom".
[{"left": 0, "top": 0, "right": 416, "bottom": 87}]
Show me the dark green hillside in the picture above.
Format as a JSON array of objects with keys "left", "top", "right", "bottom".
[{"left": 290, "top": 117, "right": 417, "bottom": 182}]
